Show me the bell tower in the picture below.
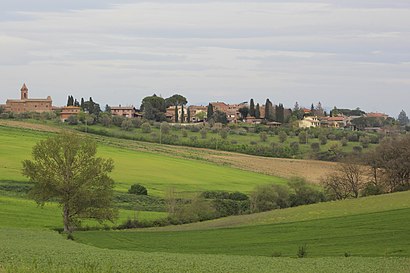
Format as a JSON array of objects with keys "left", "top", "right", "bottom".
[{"left": 21, "top": 83, "right": 28, "bottom": 100}]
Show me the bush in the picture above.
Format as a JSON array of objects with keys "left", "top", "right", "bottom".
[
  {"left": 310, "top": 142, "right": 320, "bottom": 153},
  {"left": 290, "top": 142, "right": 299, "bottom": 153},
  {"left": 297, "top": 245, "right": 308, "bottom": 258},
  {"left": 131, "top": 118, "right": 142, "bottom": 128},
  {"left": 67, "top": 115, "right": 78, "bottom": 125},
  {"left": 121, "top": 119, "right": 133, "bottom": 131},
  {"left": 128, "top": 184, "right": 148, "bottom": 195},
  {"left": 319, "top": 134, "right": 328, "bottom": 145},
  {"left": 160, "top": 122, "right": 170, "bottom": 134},
  {"left": 341, "top": 137, "right": 348, "bottom": 147},
  {"left": 182, "top": 129, "right": 188, "bottom": 137},
  {"left": 353, "top": 146, "right": 363, "bottom": 153},
  {"left": 200, "top": 128, "right": 207, "bottom": 139},
  {"left": 288, "top": 177, "right": 325, "bottom": 207},
  {"left": 298, "top": 131, "right": 308, "bottom": 144},
  {"left": 278, "top": 131, "right": 287, "bottom": 143},
  {"left": 141, "top": 122, "right": 151, "bottom": 133},
  {"left": 220, "top": 128, "right": 229, "bottom": 139},
  {"left": 260, "top": 132, "right": 268, "bottom": 142},
  {"left": 250, "top": 184, "right": 290, "bottom": 213},
  {"left": 360, "top": 136, "right": 370, "bottom": 148},
  {"left": 112, "top": 115, "right": 125, "bottom": 127}
]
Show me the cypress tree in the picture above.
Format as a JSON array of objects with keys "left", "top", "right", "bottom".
[
  {"left": 207, "top": 103, "right": 214, "bottom": 121},
  {"left": 174, "top": 106, "right": 179, "bottom": 123},
  {"left": 187, "top": 106, "right": 191, "bottom": 123},
  {"left": 181, "top": 104, "right": 185, "bottom": 123},
  {"left": 255, "top": 103, "right": 260, "bottom": 119},
  {"left": 265, "top": 99, "right": 272, "bottom": 121},
  {"left": 249, "top": 99, "right": 255, "bottom": 117},
  {"left": 80, "top": 98, "right": 85, "bottom": 110}
]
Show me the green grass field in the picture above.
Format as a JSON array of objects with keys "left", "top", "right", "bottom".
[
  {"left": 1, "top": 123, "right": 409, "bottom": 272},
  {"left": 0, "top": 125, "right": 285, "bottom": 196},
  {"left": 74, "top": 191, "right": 410, "bottom": 258}
]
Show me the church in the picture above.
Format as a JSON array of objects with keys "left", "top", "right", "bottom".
[{"left": 4, "top": 84, "right": 53, "bottom": 113}]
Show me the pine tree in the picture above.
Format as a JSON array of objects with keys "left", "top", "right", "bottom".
[
  {"left": 249, "top": 99, "right": 255, "bottom": 117},
  {"left": 398, "top": 110, "right": 410, "bottom": 126},
  {"left": 255, "top": 103, "right": 260, "bottom": 119}
]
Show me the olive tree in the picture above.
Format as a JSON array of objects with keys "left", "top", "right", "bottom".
[{"left": 22, "top": 132, "right": 117, "bottom": 234}]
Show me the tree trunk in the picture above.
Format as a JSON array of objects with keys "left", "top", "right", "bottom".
[{"left": 63, "top": 205, "right": 71, "bottom": 233}]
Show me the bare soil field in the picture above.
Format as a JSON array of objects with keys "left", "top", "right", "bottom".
[{"left": 0, "top": 120, "right": 337, "bottom": 183}]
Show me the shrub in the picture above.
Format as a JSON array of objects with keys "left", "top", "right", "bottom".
[
  {"left": 260, "top": 132, "right": 268, "bottom": 142},
  {"left": 297, "top": 245, "right": 308, "bottom": 258},
  {"left": 160, "top": 122, "right": 170, "bottom": 134},
  {"left": 250, "top": 140, "right": 258, "bottom": 145},
  {"left": 298, "top": 131, "right": 308, "bottom": 144},
  {"left": 112, "top": 115, "right": 125, "bottom": 127},
  {"left": 190, "top": 136, "right": 198, "bottom": 142},
  {"left": 200, "top": 128, "right": 207, "bottom": 139},
  {"left": 278, "top": 131, "right": 287, "bottom": 143},
  {"left": 128, "top": 184, "right": 148, "bottom": 195},
  {"left": 67, "top": 115, "right": 78, "bottom": 125},
  {"left": 182, "top": 129, "right": 188, "bottom": 137},
  {"left": 360, "top": 136, "right": 370, "bottom": 148},
  {"left": 319, "top": 134, "right": 328, "bottom": 145},
  {"left": 353, "top": 146, "right": 363, "bottom": 153},
  {"left": 328, "top": 134, "right": 337, "bottom": 141},
  {"left": 341, "top": 137, "right": 348, "bottom": 146},
  {"left": 121, "top": 119, "right": 133, "bottom": 131},
  {"left": 131, "top": 118, "right": 142, "bottom": 128},
  {"left": 220, "top": 128, "right": 229, "bottom": 139},
  {"left": 288, "top": 177, "right": 325, "bottom": 206},
  {"left": 250, "top": 184, "right": 290, "bottom": 213},
  {"left": 290, "top": 142, "right": 299, "bottom": 153},
  {"left": 141, "top": 122, "right": 151, "bottom": 133},
  {"left": 310, "top": 142, "right": 320, "bottom": 153}
]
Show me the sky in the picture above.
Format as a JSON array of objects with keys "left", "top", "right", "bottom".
[{"left": 0, "top": 0, "right": 409, "bottom": 116}]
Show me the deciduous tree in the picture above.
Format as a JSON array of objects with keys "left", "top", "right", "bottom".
[{"left": 22, "top": 132, "right": 117, "bottom": 234}]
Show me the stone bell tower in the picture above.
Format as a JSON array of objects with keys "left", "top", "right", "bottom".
[{"left": 21, "top": 83, "right": 28, "bottom": 100}]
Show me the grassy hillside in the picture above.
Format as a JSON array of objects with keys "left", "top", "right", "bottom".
[
  {"left": 75, "top": 191, "right": 410, "bottom": 257},
  {"left": 1, "top": 228, "right": 409, "bottom": 273},
  {"left": 0, "top": 195, "right": 167, "bottom": 229},
  {"left": 0, "top": 125, "right": 285, "bottom": 196}
]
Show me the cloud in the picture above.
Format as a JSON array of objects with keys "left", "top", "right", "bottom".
[{"left": 0, "top": 1, "right": 409, "bottom": 116}]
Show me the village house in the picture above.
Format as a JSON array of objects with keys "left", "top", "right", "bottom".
[
  {"left": 110, "top": 105, "right": 137, "bottom": 118},
  {"left": 60, "top": 106, "right": 81, "bottom": 121},
  {"left": 188, "top": 105, "right": 207, "bottom": 123},
  {"left": 4, "top": 84, "right": 52, "bottom": 113},
  {"left": 166, "top": 105, "right": 189, "bottom": 123},
  {"left": 298, "top": 116, "right": 320, "bottom": 128},
  {"left": 366, "top": 112, "right": 389, "bottom": 119}
]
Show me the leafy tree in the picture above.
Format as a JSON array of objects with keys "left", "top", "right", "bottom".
[
  {"left": 128, "top": 184, "right": 148, "bottom": 195},
  {"left": 249, "top": 99, "right": 255, "bottom": 117},
  {"left": 22, "top": 132, "right": 116, "bottom": 234},
  {"left": 207, "top": 103, "right": 214, "bottom": 121},
  {"left": 141, "top": 122, "right": 151, "bottom": 133},
  {"left": 250, "top": 184, "right": 290, "bottom": 213},
  {"left": 398, "top": 110, "right": 409, "bottom": 126},
  {"left": 83, "top": 97, "right": 101, "bottom": 116},
  {"left": 238, "top": 106, "right": 249, "bottom": 120},
  {"left": 141, "top": 94, "right": 166, "bottom": 121},
  {"left": 212, "top": 110, "right": 228, "bottom": 124},
  {"left": 255, "top": 103, "right": 260, "bottom": 119},
  {"left": 165, "top": 94, "right": 187, "bottom": 108},
  {"left": 288, "top": 177, "right": 325, "bottom": 207},
  {"left": 310, "top": 142, "right": 320, "bottom": 153}
]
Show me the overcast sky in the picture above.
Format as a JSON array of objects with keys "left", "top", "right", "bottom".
[{"left": 0, "top": 0, "right": 409, "bottom": 116}]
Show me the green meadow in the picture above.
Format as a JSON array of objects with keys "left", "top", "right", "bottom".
[
  {"left": 0, "top": 125, "right": 285, "bottom": 196},
  {"left": 0, "top": 123, "right": 409, "bottom": 272},
  {"left": 75, "top": 191, "right": 410, "bottom": 257}
]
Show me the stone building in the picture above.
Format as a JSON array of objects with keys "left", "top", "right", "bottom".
[
  {"left": 110, "top": 105, "right": 137, "bottom": 118},
  {"left": 60, "top": 106, "right": 81, "bottom": 121},
  {"left": 5, "top": 84, "right": 52, "bottom": 113}
]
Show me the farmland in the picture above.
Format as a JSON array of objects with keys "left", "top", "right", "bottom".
[{"left": 0, "top": 122, "right": 409, "bottom": 272}]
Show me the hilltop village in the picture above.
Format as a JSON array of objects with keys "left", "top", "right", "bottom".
[{"left": 1, "top": 83, "right": 407, "bottom": 133}]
